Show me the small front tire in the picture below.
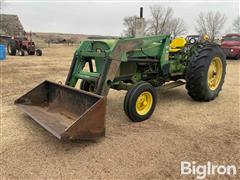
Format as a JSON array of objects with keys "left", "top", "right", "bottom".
[
  {"left": 124, "top": 81, "right": 157, "bottom": 122},
  {"left": 80, "top": 80, "right": 95, "bottom": 93},
  {"left": 36, "top": 49, "right": 42, "bottom": 56}
]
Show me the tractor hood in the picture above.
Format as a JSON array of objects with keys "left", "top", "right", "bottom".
[
  {"left": 100, "top": 39, "right": 116, "bottom": 47},
  {"left": 93, "top": 39, "right": 116, "bottom": 47},
  {"left": 89, "top": 38, "right": 162, "bottom": 56}
]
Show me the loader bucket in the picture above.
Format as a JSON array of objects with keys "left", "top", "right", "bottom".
[{"left": 15, "top": 80, "right": 106, "bottom": 140}]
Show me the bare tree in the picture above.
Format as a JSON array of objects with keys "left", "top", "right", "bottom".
[
  {"left": 147, "top": 6, "right": 173, "bottom": 35},
  {"left": 224, "top": 27, "right": 233, "bottom": 34},
  {"left": 233, "top": 16, "right": 240, "bottom": 33},
  {"left": 122, "top": 6, "right": 185, "bottom": 38},
  {"left": 123, "top": 15, "right": 138, "bottom": 37},
  {"left": 195, "top": 11, "right": 226, "bottom": 42},
  {"left": 168, "top": 18, "right": 187, "bottom": 38},
  {"left": 122, "top": 15, "right": 148, "bottom": 37}
]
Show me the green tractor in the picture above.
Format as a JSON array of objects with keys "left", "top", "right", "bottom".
[
  {"left": 66, "top": 35, "right": 226, "bottom": 121},
  {"left": 15, "top": 35, "right": 226, "bottom": 140}
]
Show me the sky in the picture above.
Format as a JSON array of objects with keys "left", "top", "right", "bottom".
[{"left": 1, "top": 0, "right": 239, "bottom": 36}]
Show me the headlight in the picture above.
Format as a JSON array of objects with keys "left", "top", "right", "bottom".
[
  {"left": 230, "top": 49, "right": 234, "bottom": 52},
  {"left": 189, "top": 38, "right": 196, "bottom": 44}
]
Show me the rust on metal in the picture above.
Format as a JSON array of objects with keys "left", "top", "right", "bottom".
[
  {"left": 15, "top": 80, "right": 106, "bottom": 140},
  {"left": 99, "top": 39, "right": 144, "bottom": 96}
]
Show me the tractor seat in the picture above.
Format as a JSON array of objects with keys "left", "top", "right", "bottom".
[{"left": 169, "top": 38, "right": 187, "bottom": 53}]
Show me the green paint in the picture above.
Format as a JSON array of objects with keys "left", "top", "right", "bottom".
[{"left": 65, "top": 35, "right": 196, "bottom": 94}]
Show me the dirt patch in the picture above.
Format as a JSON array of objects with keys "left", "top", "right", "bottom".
[{"left": 1, "top": 46, "right": 239, "bottom": 179}]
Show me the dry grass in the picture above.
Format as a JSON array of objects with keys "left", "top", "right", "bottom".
[{"left": 0, "top": 46, "right": 240, "bottom": 179}]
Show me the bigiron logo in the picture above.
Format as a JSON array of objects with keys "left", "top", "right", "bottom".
[{"left": 181, "top": 161, "right": 237, "bottom": 179}]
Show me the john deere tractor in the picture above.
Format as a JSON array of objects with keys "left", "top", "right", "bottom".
[
  {"left": 14, "top": 3, "right": 226, "bottom": 141},
  {"left": 15, "top": 34, "right": 226, "bottom": 140},
  {"left": 69, "top": 35, "right": 226, "bottom": 120}
]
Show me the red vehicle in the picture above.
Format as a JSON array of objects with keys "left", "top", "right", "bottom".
[
  {"left": 7, "top": 36, "right": 42, "bottom": 56},
  {"left": 221, "top": 34, "right": 240, "bottom": 59}
]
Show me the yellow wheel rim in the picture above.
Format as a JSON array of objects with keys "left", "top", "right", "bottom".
[
  {"left": 208, "top": 57, "right": 223, "bottom": 91},
  {"left": 135, "top": 91, "right": 153, "bottom": 116}
]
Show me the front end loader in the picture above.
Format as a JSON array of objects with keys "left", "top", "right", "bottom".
[{"left": 15, "top": 35, "right": 226, "bottom": 140}]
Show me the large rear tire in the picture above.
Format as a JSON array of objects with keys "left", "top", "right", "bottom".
[
  {"left": 186, "top": 43, "right": 226, "bottom": 101},
  {"left": 7, "top": 40, "right": 17, "bottom": 56},
  {"left": 124, "top": 81, "right": 157, "bottom": 122}
]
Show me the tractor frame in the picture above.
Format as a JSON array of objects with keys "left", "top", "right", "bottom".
[{"left": 65, "top": 35, "right": 195, "bottom": 96}]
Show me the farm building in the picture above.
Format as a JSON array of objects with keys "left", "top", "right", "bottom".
[{"left": 0, "top": 14, "right": 25, "bottom": 36}]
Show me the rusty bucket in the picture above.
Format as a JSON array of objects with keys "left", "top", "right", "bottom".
[{"left": 15, "top": 81, "right": 106, "bottom": 140}]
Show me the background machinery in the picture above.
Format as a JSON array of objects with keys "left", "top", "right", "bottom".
[
  {"left": 221, "top": 33, "right": 240, "bottom": 59},
  {"left": 7, "top": 33, "right": 42, "bottom": 56}
]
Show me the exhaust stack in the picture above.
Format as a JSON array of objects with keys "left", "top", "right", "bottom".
[{"left": 135, "top": 7, "right": 145, "bottom": 37}]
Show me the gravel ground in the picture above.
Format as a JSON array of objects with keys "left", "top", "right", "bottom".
[{"left": 1, "top": 46, "right": 239, "bottom": 179}]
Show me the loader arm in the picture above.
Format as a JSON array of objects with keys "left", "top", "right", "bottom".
[{"left": 65, "top": 35, "right": 170, "bottom": 96}]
